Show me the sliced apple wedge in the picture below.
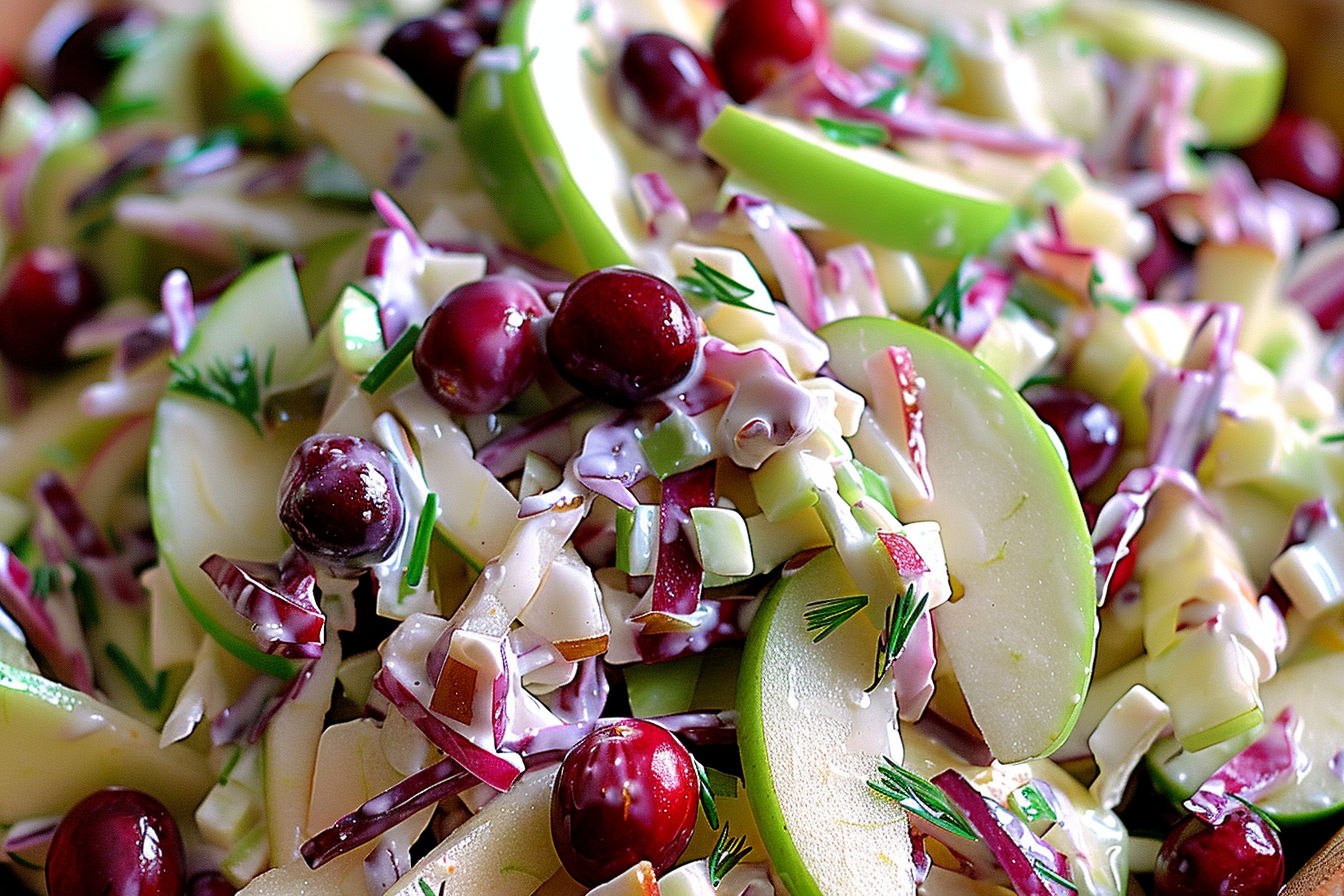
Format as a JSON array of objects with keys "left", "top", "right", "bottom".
[
  {"left": 699, "top": 105, "right": 1015, "bottom": 259},
  {"left": 820, "top": 316, "right": 1095, "bottom": 762},
  {"left": 737, "top": 549, "right": 915, "bottom": 896}
]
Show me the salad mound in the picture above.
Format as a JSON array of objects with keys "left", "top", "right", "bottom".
[{"left": 0, "top": 0, "right": 1340, "bottom": 894}]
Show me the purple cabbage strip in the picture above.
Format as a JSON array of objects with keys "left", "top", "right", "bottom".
[
  {"left": 932, "top": 769, "right": 1076, "bottom": 896},
  {"left": 160, "top": 268, "right": 197, "bottom": 354},
  {"left": 1288, "top": 233, "right": 1344, "bottom": 331},
  {"left": 0, "top": 545, "right": 93, "bottom": 693},
  {"left": 33, "top": 471, "right": 144, "bottom": 607},
  {"left": 301, "top": 754, "right": 475, "bottom": 869},
  {"left": 2, "top": 816, "right": 59, "bottom": 854},
  {"left": 1145, "top": 304, "right": 1240, "bottom": 472},
  {"left": 200, "top": 547, "right": 325, "bottom": 659},
  {"left": 726, "top": 194, "right": 830, "bottom": 330},
  {"left": 1195, "top": 707, "right": 1307, "bottom": 807},
  {"left": 374, "top": 664, "right": 522, "bottom": 792},
  {"left": 1090, "top": 464, "right": 1203, "bottom": 603},
  {"left": 210, "top": 671, "right": 285, "bottom": 746},
  {"left": 476, "top": 397, "right": 589, "bottom": 478},
  {"left": 541, "top": 656, "right": 610, "bottom": 726},
  {"left": 371, "top": 190, "right": 426, "bottom": 252},
  {"left": 631, "top": 171, "right": 690, "bottom": 242},
  {"left": 649, "top": 464, "right": 716, "bottom": 617},
  {"left": 573, "top": 412, "right": 653, "bottom": 510},
  {"left": 634, "top": 596, "right": 750, "bottom": 664}
]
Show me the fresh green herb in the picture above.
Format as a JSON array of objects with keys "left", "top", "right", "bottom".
[
  {"left": 576, "top": 1, "right": 597, "bottom": 22},
  {"left": 1229, "top": 793, "right": 1281, "bottom": 832},
  {"left": 98, "top": 22, "right": 153, "bottom": 60},
  {"left": 815, "top": 116, "right": 888, "bottom": 148},
  {"left": 404, "top": 493, "right": 439, "bottom": 589},
  {"left": 99, "top": 96, "right": 163, "bottom": 127},
  {"left": 104, "top": 643, "right": 168, "bottom": 713},
  {"left": 803, "top": 594, "right": 869, "bottom": 642},
  {"left": 29, "top": 564, "right": 62, "bottom": 601},
  {"left": 677, "top": 258, "right": 771, "bottom": 313},
  {"left": 218, "top": 745, "right": 243, "bottom": 785},
  {"left": 1019, "top": 373, "right": 1064, "bottom": 391},
  {"left": 1321, "top": 432, "right": 1344, "bottom": 445},
  {"left": 868, "top": 756, "right": 977, "bottom": 839},
  {"left": 704, "top": 766, "right": 741, "bottom": 799},
  {"left": 580, "top": 46, "right": 607, "bottom": 75},
  {"left": 359, "top": 323, "right": 421, "bottom": 395},
  {"left": 418, "top": 879, "right": 435, "bottom": 896},
  {"left": 1033, "top": 860, "right": 1078, "bottom": 891},
  {"left": 707, "top": 824, "right": 752, "bottom": 887},
  {"left": 864, "top": 83, "right": 909, "bottom": 114},
  {"left": 922, "top": 261, "right": 981, "bottom": 331},
  {"left": 70, "top": 563, "right": 99, "bottom": 627},
  {"left": 921, "top": 29, "right": 962, "bottom": 96},
  {"left": 168, "top": 347, "right": 274, "bottom": 436},
  {"left": 868, "top": 585, "right": 928, "bottom": 692},
  {"left": 1009, "top": 782, "right": 1057, "bottom": 824},
  {"left": 694, "top": 758, "right": 720, "bottom": 830},
  {"left": 1086, "top": 262, "right": 1134, "bottom": 312}
]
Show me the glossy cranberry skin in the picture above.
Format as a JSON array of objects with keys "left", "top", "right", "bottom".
[
  {"left": 278, "top": 434, "right": 404, "bottom": 572},
  {"left": 550, "top": 719, "right": 700, "bottom": 887},
  {"left": 45, "top": 787, "right": 185, "bottom": 896},
  {"left": 1154, "top": 807, "right": 1283, "bottom": 896},
  {"left": 186, "top": 871, "right": 237, "bottom": 896},
  {"left": 546, "top": 268, "right": 699, "bottom": 406},
  {"left": 380, "top": 13, "right": 482, "bottom": 117},
  {"left": 1022, "top": 384, "right": 1122, "bottom": 492},
  {"left": 711, "top": 0, "right": 828, "bottom": 102},
  {"left": 49, "top": 5, "right": 158, "bottom": 103},
  {"left": 612, "top": 32, "right": 728, "bottom": 160},
  {"left": 413, "top": 275, "right": 549, "bottom": 414},
  {"left": 0, "top": 248, "right": 105, "bottom": 370},
  {"left": 1240, "top": 112, "right": 1344, "bottom": 199}
]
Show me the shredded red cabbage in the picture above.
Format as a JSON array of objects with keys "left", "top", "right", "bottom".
[
  {"left": 1195, "top": 707, "right": 1307, "bottom": 806},
  {"left": 200, "top": 547, "right": 325, "bottom": 659},
  {"left": 0, "top": 544, "right": 94, "bottom": 694},
  {"left": 648, "top": 464, "right": 716, "bottom": 617}
]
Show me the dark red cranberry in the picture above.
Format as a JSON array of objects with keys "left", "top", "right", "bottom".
[
  {"left": 1240, "top": 111, "right": 1344, "bottom": 199},
  {"left": 1154, "top": 806, "right": 1284, "bottom": 896},
  {"left": 48, "top": 5, "right": 158, "bottom": 103},
  {"left": 710, "top": 0, "right": 828, "bottom": 103},
  {"left": 1136, "top": 211, "right": 1190, "bottom": 299},
  {"left": 0, "top": 58, "right": 20, "bottom": 103},
  {"left": 278, "top": 434, "right": 405, "bottom": 573},
  {"left": 0, "top": 248, "right": 105, "bottom": 370},
  {"left": 380, "top": 13, "right": 482, "bottom": 117},
  {"left": 550, "top": 719, "right": 700, "bottom": 887},
  {"left": 186, "top": 870, "right": 237, "bottom": 896},
  {"left": 46, "top": 787, "right": 185, "bottom": 896},
  {"left": 453, "top": 0, "right": 511, "bottom": 44},
  {"left": 1022, "top": 384, "right": 1122, "bottom": 492},
  {"left": 546, "top": 268, "right": 699, "bottom": 406},
  {"left": 413, "top": 275, "right": 548, "bottom": 414},
  {"left": 612, "top": 32, "right": 728, "bottom": 160}
]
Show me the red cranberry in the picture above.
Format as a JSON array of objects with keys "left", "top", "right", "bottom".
[
  {"left": 1240, "top": 111, "right": 1344, "bottom": 199},
  {"left": 546, "top": 268, "right": 699, "bottom": 406},
  {"left": 380, "top": 13, "right": 482, "bottom": 117},
  {"left": 0, "top": 248, "right": 105, "bottom": 370},
  {"left": 46, "top": 788, "right": 185, "bottom": 896},
  {"left": 48, "top": 5, "right": 159, "bottom": 103},
  {"left": 0, "top": 58, "right": 20, "bottom": 103},
  {"left": 413, "top": 275, "right": 549, "bottom": 414},
  {"left": 1022, "top": 384, "right": 1122, "bottom": 492},
  {"left": 278, "top": 434, "right": 405, "bottom": 573},
  {"left": 550, "top": 719, "right": 700, "bottom": 887},
  {"left": 186, "top": 871, "right": 237, "bottom": 896},
  {"left": 612, "top": 32, "right": 728, "bottom": 160},
  {"left": 711, "top": 0, "right": 828, "bottom": 103},
  {"left": 1154, "top": 806, "right": 1283, "bottom": 896}
]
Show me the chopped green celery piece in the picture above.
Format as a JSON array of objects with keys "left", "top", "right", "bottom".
[
  {"left": 749, "top": 448, "right": 821, "bottom": 523},
  {"left": 221, "top": 820, "right": 270, "bottom": 885},
  {"left": 834, "top": 460, "right": 867, "bottom": 507},
  {"left": 615, "top": 503, "right": 659, "bottom": 576},
  {"left": 328, "top": 284, "right": 385, "bottom": 375},
  {"left": 1009, "top": 782, "right": 1056, "bottom": 824},
  {"left": 690, "top": 506, "right": 754, "bottom": 578},
  {"left": 854, "top": 460, "right": 897, "bottom": 516},
  {"left": 637, "top": 408, "right": 715, "bottom": 479},
  {"left": 625, "top": 654, "right": 704, "bottom": 717}
]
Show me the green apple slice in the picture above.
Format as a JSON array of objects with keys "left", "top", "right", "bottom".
[
  {"left": 147, "top": 254, "right": 313, "bottom": 678},
  {"left": 457, "top": 0, "right": 718, "bottom": 273},
  {"left": 819, "top": 316, "right": 1095, "bottom": 762},
  {"left": 737, "top": 548, "right": 915, "bottom": 896},
  {"left": 1064, "top": 0, "right": 1283, "bottom": 147},
  {"left": 1148, "top": 650, "right": 1344, "bottom": 825},
  {"left": 0, "top": 660, "right": 212, "bottom": 824},
  {"left": 699, "top": 106, "right": 1015, "bottom": 259}
]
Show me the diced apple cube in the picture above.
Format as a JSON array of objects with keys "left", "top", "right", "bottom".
[
  {"left": 1198, "top": 410, "right": 1284, "bottom": 487},
  {"left": 616, "top": 503, "right": 660, "bottom": 576},
  {"left": 748, "top": 446, "right": 821, "bottom": 522},
  {"left": 518, "top": 547, "right": 610, "bottom": 660},
  {"left": 972, "top": 305, "right": 1056, "bottom": 389},
  {"left": 196, "top": 773, "right": 263, "bottom": 847},
  {"left": 1271, "top": 526, "right": 1344, "bottom": 619},
  {"left": 1146, "top": 627, "right": 1262, "bottom": 752},
  {"left": 689, "top": 506, "right": 754, "bottom": 577},
  {"left": 637, "top": 407, "right": 716, "bottom": 479},
  {"left": 416, "top": 251, "right": 488, "bottom": 306}
]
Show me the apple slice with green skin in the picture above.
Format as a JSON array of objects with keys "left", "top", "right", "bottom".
[
  {"left": 1148, "top": 650, "right": 1344, "bottom": 826},
  {"left": 737, "top": 548, "right": 916, "bottom": 896},
  {"left": 457, "top": 0, "right": 719, "bottom": 273},
  {"left": 819, "top": 315, "right": 1095, "bottom": 762},
  {"left": 699, "top": 106, "right": 1015, "bottom": 259},
  {"left": 0, "top": 660, "right": 212, "bottom": 824},
  {"left": 147, "top": 253, "right": 314, "bottom": 679},
  {"left": 1064, "top": 0, "right": 1283, "bottom": 148}
]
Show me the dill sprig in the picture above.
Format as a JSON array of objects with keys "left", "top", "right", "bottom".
[
  {"left": 360, "top": 323, "right": 421, "bottom": 395},
  {"left": 867, "top": 756, "right": 976, "bottom": 840},
  {"left": 707, "top": 824, "right": 752, "bottom": 887},
  {"left": 168, "top": 347, "right": 274, "bottom": 436},
  {"left": 1034, "top": 860, "right": 1078, "bottom": 892},
  {"left": 868, "top": 585, "right": 927, "bottom": 692},
  {"left": 922, "top": 260, "right": 981, "bottom": 331},
  {"left": 814, "top": 116, "right": 888, "bottom": 148},
  {"left": 104, "top": 643, "right": 168, "bottom": 713},
  {"left": 677, "top": 258, "right": 770, "bottom": 313},
  {"left": 694, "top": 757, "right": 720, "bottom": 830},
  {"left": 404, "top": 493, "right": 439, "bottom": 589},
  {"left": 803, "top": 594, "right": 869, "bottom": 642}
]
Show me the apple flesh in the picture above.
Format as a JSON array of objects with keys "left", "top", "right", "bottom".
[
  {"left": 699, "top": 105, "right": 1015, "bottom": 259},
  {"left": 820, "top": 315, "right": 1096, "bottom": 762},
  {"left": 737, "top": 548, "right": 916, "bottom": 896},
  {"left": 1064, "top": 0, "right": 1284, "bottom": 147}
]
